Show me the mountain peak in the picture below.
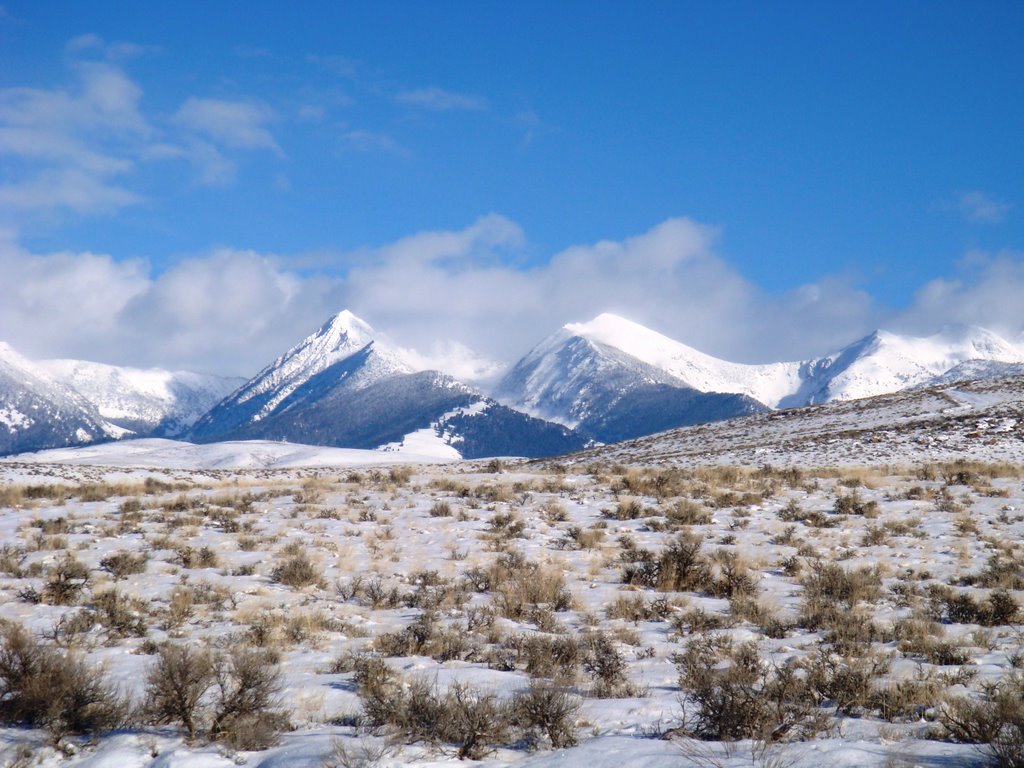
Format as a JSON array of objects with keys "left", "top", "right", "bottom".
[{"left": 314, "top": 310, "right": 374, "bottom": 347}]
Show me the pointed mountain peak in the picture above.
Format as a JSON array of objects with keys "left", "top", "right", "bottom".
[{"left": 310, "top": 310, "right": 374, "bottom": 349}]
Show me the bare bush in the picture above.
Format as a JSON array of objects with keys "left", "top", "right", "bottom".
[
  {"left": 210, "top": 648, "right": 288, "bottom": 750},
  {"left": 143, "top": 643, "right": 216, "bottom": 740},
  {"left": 512, "top": 681, "right": 581, "bottom": 748},
  {"left": 940, "top": 675, "right": 1024, "bottom": 768},
  {"left": 42, "top": 554, "right": 90, "bottom": 606},
  {"left": 0, "top": 623, "right": 127, "bottom": 741},
  {"left": 675, "top": 635, "right": 822, "bottom": 742}
]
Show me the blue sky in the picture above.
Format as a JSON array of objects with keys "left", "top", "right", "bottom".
[{"left": 1, "top": 2, "right": 1022, "bottom": 375}]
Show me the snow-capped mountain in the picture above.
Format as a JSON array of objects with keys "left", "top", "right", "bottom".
[
  {"left": 493, "top": 316, "right": 767, "bottom": 442},
  {"left": 496, "top": 313, "right": 1024, "bottom": 440},
  {"left": 189, "top": 310, "right": 413, "bottom": 443},
  {"left": 38, "top": 359, "right": 244, "bottom": 437},
  {"left": 782, "top": 326, "right": 1024, "bottom": 407},
  {"left": 0, "top": 342, "right": 118, "bottom": 455},
  {"left": 190, "top": 311, "right": 589, "bottom": 459}
]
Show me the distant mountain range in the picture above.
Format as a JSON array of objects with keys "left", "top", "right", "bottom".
[
  {"left": 188, "top": 311, "right": 586, "bottom": 459},
  {"left": 494, "top": 313, "right": 1024, "bottom": 439},
  {"left": 2, "top": 310, "right": 1023, "bottom": 459}
]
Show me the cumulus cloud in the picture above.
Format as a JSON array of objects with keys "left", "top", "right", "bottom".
[
  {"left": 892, "top": 251, "right": 1024, "bottom": 339},
  {"left": 3, "top": 217, "right": 1024, "bottom": 379},
  {"left": 334, "top": 215, "right": 881, "bottom": 366},
  {"left": 396, "top": 86, "right": 488, "bottom": 112},
  {"left": 0, "top": 235, "right": 343, "bottom": 375}
]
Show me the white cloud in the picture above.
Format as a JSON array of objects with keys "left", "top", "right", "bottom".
[
  {"left": 335, "top": 215, "right": 879, "bottom": 365},
  {"left": 893, "top": 250, "right": 1024, "bottom": 337},
  {"left": 174, "top": 97, "right": 281, "bottom": 154},
  {"left": 396, "top": 86, "right": 488, "bottom": 112},
  {"left": 3, "top": 218, "right": 1023, "bottom": 380},
  {"left": 957, "top": 190, "right": 1011, "bottom": 223},
  {"left": 0, "top": 236, "right": 343, "bottom": 375}
]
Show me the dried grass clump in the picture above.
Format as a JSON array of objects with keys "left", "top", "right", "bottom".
[{"left": 478, "top": 552, "right": 572, "bottom": 620}]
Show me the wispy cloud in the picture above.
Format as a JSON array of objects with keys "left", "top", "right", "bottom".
[
  {"left": 956, "top": 190, "right": 1011, "bottom": 223},
  {"left": 306, "top": 53, "right": 360, "bottom": 79},
  {"left": 0, "top": 51, "right": 152, "bottom": 214},
  {"left": 396, "top": 86, "right": 487, "bottom": 112},
  {"left": 341, "top": 129, "right": 408, "bottom": 156},
  {"left": 174, "top": 97, "right": 281, "bottom": 154}
]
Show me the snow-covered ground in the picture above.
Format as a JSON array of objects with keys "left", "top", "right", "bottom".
[
  {"left": 568, "top": 373, "right": 1024, "bottom": 470},
  {"left": 2, "top": 387, "right": 1023, "bottom": 766},
  {"left": 1, "top": 438, "right": 455, "bottom": 473}
]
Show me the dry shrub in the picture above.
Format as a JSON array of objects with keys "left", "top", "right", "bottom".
[
  {"left": 581, "top": 631, "right": 636, "bottom": 698},
  {"left": 374, "top": 611, "right": 474, "bottom": 662},
  {"left": 666, "top": 499, "right": 712, "bottom": 526},
  {"left": 801, "top": 560, "right": 882, "bottom": 607},
  {"left": 429, "top": 501, "right": 452, "bottom": 517},
  {"left": 271, "top": 546, "right": 321, "bottom": 588},
  {"left": 99, "top": 550, "right": 148, "bottom": 580},
  {"left": 0, "top": 623, "right": 127, "bottom": 741},
  {"left": 833, "top": 490, "right": 879, "bottom": 517},
  {"left": 354, "top": 660, "right": 576, "bottom": 758},
  {"left": 675, "top": 635, "right": 823, "bottom": 742},
  {"left": 512, "top": 681, "right": 580, "bottom": 748},
  {"left": 482, "top": 552, "right": 572, "bottom": 620},
  {"left": 91, "top": 588, "right": 148, "bottom": 638},
  {"left": 209, "top": 648, "right": 288, "bottom": 750},
  {"left": 803, "top": 649, "right": 890, "bottom": 715},
  {"left": 929, "top": 586, "right": 1020, "bottom": 627},
  {"left": 508, "top": 634, "right": 581, "bottom": 683},
  {"left": 606, "top": 594, "right": 674, "bottom": 623},
  {"left": 144, "top": 643, "right": 215, "bottom": 740},
  {"left": 940, "top": 675, "right": 1024, "bottom": 768},
  {"left": 42, "top": 554, "right": 90, "bottom": 606},
  {"left": 621, "top": 533, "right": 756, "bottom": 599}
]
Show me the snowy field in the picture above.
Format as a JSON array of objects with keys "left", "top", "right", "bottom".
[
  {"left": 0, "top": 456, "right": 1021, "bottom": 766},
  {"left": 2, "top": 382, "right": 1024, "bottom": 767}
]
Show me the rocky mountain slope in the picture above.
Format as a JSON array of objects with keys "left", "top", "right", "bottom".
[
  {"left": 39, "top": 359, "right": 242, "bottom": 437},
  {"left": 189, "top": 311, "right": 589, "bottom": 459},
  {"left": 497, "top": 313, "right": 1024, "bottom": 440},
  {"left": 0, "top": 343, "right": 118, "bottom": 455}
]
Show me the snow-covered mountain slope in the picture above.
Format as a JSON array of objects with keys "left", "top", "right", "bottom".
[
  {"left": 39, "top": 359, "right": 243, "bottom": 437},
  {"left": 494, "top": 314, "right": 772, "bottom": 440},
  {"left": 189, "top": 310, "right": 413, "bottom": 442},
  {"left": 782, "top": 326, "right": 1024, "bottom": 407},
  {"left": 190, "top": 311, "right": 589, "bottom": 458},
  {"left": 565, "top": 373, "right": 1024, "bottom": 469},
  {"left": 498, "top": 314, "right": 1024, "bottom": 440},
  {"left": 562, "top": 313, "right": 803, "bottom": 407},
  {"left": 0, "top": 342, "right": 118, "bottom": 455}
]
